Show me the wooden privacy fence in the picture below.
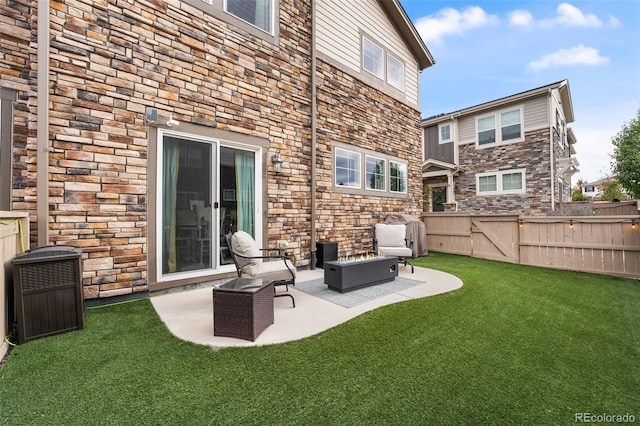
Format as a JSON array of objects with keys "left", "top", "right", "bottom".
[
  {"left": 423, "top": 213, "right": 640, "bottom": 279},
  {"left": 0, "top": 212, "right": 29, "bottom": 359}
]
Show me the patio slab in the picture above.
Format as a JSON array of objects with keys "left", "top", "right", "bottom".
[{"left": 150, "top": 266, "right": 462, "bottom": 349}]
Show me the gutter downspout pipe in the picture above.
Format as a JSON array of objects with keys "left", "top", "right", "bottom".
[
  {"left": 37, "top": 0, "right": 50, "bottom": 247},
  {"left": 548, "top": 89, "right": 555, "bottom": 212},
  {"left": 309, "top": 0, "right": 317, "bottom": 269}
]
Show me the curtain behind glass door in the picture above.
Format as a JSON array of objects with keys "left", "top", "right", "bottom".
[{"left": 162, "top": 136, "right": 213, "bottom": 274}]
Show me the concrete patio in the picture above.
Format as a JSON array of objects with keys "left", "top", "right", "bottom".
[{"left": 151, "top": 266, "right": 462, "bottom": 349}]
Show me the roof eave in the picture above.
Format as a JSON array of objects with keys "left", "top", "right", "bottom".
[{"left": 378, "top": 0, "right": 435, "bottom": 70}]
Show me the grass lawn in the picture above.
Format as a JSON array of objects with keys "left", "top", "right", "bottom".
[{"left": 1, "top": 252, "right": 638, "bottom": 425}]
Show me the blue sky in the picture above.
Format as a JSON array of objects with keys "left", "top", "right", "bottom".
[{"left": 400, "top": 0, "right": 640, "bottom": 184}]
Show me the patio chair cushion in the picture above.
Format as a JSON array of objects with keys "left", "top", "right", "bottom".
[
  {"left": 231, "top": 231, "right": 262, "bottom": 275},
  {"left": 375, "top": 224, "right": 407, "bottom": 247},
  {"left": 257, "top": 258, "right": 297, "bottom": 281}
]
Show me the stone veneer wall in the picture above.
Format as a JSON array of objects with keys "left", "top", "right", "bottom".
[
  {"left": 453, "top": 129, "right": 553, "bottom": 215},
  {"left": 0, "top": 0, "right": 33, "bottom": 224},
  {"left": 2, "top": 0, "right": 423, "bottom": 296},
  {"left": 314, "top": 62, "right": 423, "bottom": 257},
  {"left": 4, "top": 0, "right": 314, "bottom": 297}
]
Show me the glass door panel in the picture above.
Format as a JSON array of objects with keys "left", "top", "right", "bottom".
[{"left": 161, "top": 136, "right": 214, "bottom": 274}]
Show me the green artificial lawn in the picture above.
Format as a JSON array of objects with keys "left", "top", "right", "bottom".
[{"left": 1, "top": 253, "right": 638, "bottom": 425}]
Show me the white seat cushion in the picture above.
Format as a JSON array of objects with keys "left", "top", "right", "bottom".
[
  {"left": 256, "top": 258, "right": 297, "bottom": 281},
  {"left": 378, "top": 246, "right": 412, "bottom": 257},
  {"left": 231, "top": 231, "right": 262, "bottom": 275},
  {"left": 375, "top": 223, "right": 407, "bottom": 247}
]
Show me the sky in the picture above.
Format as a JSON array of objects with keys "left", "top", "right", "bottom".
[{"left": 400, "top": 0, "right": 640, "bottom": 184}]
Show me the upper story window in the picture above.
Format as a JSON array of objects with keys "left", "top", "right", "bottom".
[
  {"left": 476, "top": 169, "right": 526, "bottom": 195},
  {"left": 387, "top": 54, "right": 405, "bottom": 91},
  {"left": 334, "top": 146, "right": 408, "bottom": 197},
  {"left": 335, "top": 148, "right": 361, "bottom": 188},
  {"left": 439, "top": 123, "right": 452, "bottom": 144},
  {"left": 361, "top": 35, "right": 405, "bottom": 93},
  {"left": 476, "top": 107, "right": 523, "bottom": 147},
  {"left": 363, "top": 37, "right": 384, "bottom": 79},
  {"left": 225, "top": 0, "right": 273, "bottom": 34},
  {"left": 365, "top": 155, "right": 386, "bottom": 191}
]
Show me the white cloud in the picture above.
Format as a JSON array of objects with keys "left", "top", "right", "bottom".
[
  {"left": 509, "top": 10, "right": 533, "bottom": 27},
  {"left": 541, "top": 3, "right": 603, "bottom": 28},
  {"left": 528, "top": 45, "right": 609, "bottom": 70},
  {"left": 608, "top": 15, "right": 621, "bottom": 27},
  {"left": 414, "top": 6, "right": 499, "bottom": 45}
]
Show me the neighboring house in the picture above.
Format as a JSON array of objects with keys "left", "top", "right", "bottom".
[
  {"left": 581, "top": 178, "right": 609, "bottom": 199},
  {"left": 421, "top": 80, "right": 579, "bottom": 215},
  {"left": 0, "top": 0, "right": 434, "bottom": 297},
  {"left": 581, "top": 177, "right": 631, "bottom": 200}
]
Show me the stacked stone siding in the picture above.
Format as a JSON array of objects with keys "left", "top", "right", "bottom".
[
  {"left": 2, "top": 0, "right": 423, "bottom": 297},
  {"left": 454, "top": 129, "right": 552, "bottom": 215},
  {"left": 314, "top": 63, "right": 422, "bottom": 256}
]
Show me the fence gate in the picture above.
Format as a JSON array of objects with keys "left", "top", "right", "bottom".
[{"left": 470, "top": 215, "right": 519, "bottom": 264}]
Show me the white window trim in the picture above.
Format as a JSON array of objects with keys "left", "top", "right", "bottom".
[
  {"left": 365, "top": 154, "right": 386, "bottom": 192},
  {"left": 476, "top": 169, "right": 526, "bottom": 196},
  {"left": 475, "top": 106, "right": 524, "bottom": 148},
  {"left": 439, "top": 123, "right": 452, "bottom": 144}
]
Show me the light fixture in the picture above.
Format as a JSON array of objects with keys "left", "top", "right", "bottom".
[
  {"left": 272, "top": 150, "right": 283, "bottom": 173},
  {"left": 166, "top": 113, "right": 180, "bottom": 128},
  {"left": 519, "top": 219, "right": 523, "bottom": 228},
  {"left": 569, "top": 219, "right": 574, "bottom": 229},
  {"left": 633, "top": 220, "right": 637, "bottom": 230}
]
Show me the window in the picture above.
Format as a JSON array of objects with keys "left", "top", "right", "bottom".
[
  {"left": 500, "top": 109, "right": 521, "bottom": 141},
  {"left": 390, "top": 161, "right": 407, "bottom": 194},
  {"left": 478, "top": 116, "right": 496, "bottom": 145},
  {"left": 362, "top": 37, "right": 383, "bottom": 79},
  {"left": 225, "top": 0, "right": 273, "bottom": 34},
  {"left": 334, "top": 146, "right": 407, "bottom": 197},
  {"left": 476, "top": 169, "right": 526, "bottom": 195},
  {"left": 335, "top": 148, "right": 361, "bottom": 188},
  {"left": 365, "top": 155, "right": 386, "bottom": 191},
  {"left": 439, "top": 123, "right": 452, "bottom": 143},
  {"left": 387, "top": 54, "right": 404, "bottom": 91},
  {"left": 477, "top": 107, "right": 523, "bottom": 147}
]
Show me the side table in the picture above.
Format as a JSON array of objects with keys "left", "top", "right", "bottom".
[{"left": 213, "top": 278, "right": 274, "bottom": 341}]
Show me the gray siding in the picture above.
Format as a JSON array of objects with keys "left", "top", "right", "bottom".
[{"left": 423, "top": 125, "right": 454, "bottom": 164}]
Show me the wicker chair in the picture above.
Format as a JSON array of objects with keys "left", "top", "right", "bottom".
[
  {"left": 373, "top": 223, "right": 415, "bottom": 273},
  {"left": 225, "top": 231, "right": 296, "bottom": 307}
]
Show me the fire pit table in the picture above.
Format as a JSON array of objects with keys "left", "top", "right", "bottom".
[
  {"left": 213, "top": 277, "right": 274, "bottom": 341},
  {"left": 324, "top": 255, "right": 398, "bottom": 293}
]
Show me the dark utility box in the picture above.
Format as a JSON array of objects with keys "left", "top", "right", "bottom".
[
  {"left": 316, "top": 242, "right": 338, "bottom": 269},
  {"left": 13, "top": 246, "right": 84, "bottom": 344}
]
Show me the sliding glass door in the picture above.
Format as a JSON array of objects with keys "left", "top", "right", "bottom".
[{"left": 158, "top": 131, "right": 259, "bottom": 279}]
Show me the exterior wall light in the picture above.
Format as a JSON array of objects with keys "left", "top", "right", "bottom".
[{"left": 272, "top": 150, "right": 283, "bottom": 173}]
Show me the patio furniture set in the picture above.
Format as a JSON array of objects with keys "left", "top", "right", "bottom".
[{"left": 215, "top": 223, "right": 416, "bottom": 341}]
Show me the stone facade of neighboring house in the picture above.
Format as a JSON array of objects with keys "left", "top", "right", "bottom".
[
  {"left": 421, "top": 80, "right": 579, "bottom": 216},
  {"left": 0, "top": 0, "right": 434, "bottom": 297}
]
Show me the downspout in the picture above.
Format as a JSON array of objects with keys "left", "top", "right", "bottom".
[
  {"left": 548, "top": 89, "right": 555, "bottom": 211},
  {"left": 309, "top": 0, "right": 317, "bottom": 268},
  {"left": 37, "top": 0, "right": 50, "bottom": 247}
]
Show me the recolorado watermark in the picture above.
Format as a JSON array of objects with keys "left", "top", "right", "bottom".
[{"left": 575, "top": 413, "right": 636, "bottom": 423}]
